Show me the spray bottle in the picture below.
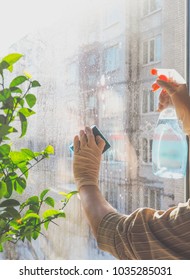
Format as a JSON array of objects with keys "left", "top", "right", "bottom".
[{"left": 151, "top": 68, "right": 188, "bottom": 179}]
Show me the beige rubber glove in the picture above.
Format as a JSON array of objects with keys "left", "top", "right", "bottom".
[
  {"left": 73, "top": 127, "right": 105, "bottom": 190},
  {"left": 157, "top": 79, "right": 190, "bottom": 135}
]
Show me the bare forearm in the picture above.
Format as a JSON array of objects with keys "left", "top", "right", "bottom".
[{"left": 79, "top": 185, "right": 116, "bottom": 238}]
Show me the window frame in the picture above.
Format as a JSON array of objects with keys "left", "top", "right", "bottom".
[
  {"left": 141, "top": 88, "right": 158, "bottom": 114},
  {"left": 141, "top": 137, "right": 153, "bottom": 164},
  {"left": 142, "top": 34, "right": 162, "bottom": 66},
  {"left": 103, "top": 44, "right": 120, "bottom": 73},
  {"left": 186, "top": 0, "right": 190, "bottom": 200},
  {"left": 142, "top": 0, "right": 161, "bottom": 17},
  {"left": 142, "top": 35, "right": 161, "bottom": 65}
]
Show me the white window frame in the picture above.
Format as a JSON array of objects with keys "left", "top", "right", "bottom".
[
  {"left": 142, "top": 0, "right": 161, "bottom": 17},
  {"left": 141, "top": 89, "right": 159, "bottom": 114},
  {"left": 142, "top": 35, "right": 161, "bottom": 65},
  {"left": 143, "top": 186, "right": 161, "bottom": 209},
  {"left": 142, "top": 137, "right": 153, "bottom": 164},
  {"left": 103, "top": 44, "right": 120, "bottom": 73}
]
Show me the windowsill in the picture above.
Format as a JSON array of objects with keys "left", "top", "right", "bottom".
[
  {"left": 104, "top": 68, "right": 119, "bottom": 75},
  {"left": 141, "top": 8, "right": 162, "bottom": 19},
  {"left": 142, "top": 60, "right": 161, "bottom": 67},
  {"left": 142, "top": 162, "right": 152, "bottom": 166},
  {"left": 104, "top": 21, "right": 120, "bottom": 30},
  {"left": 141, "top": 111, "right": 159, "bottom": 116}
]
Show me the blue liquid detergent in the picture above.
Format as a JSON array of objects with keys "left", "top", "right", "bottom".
[{"left": 152, "top": 107, "right": 188, "bottom": 179}]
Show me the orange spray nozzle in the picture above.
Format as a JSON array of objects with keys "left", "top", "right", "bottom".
[
  {"left": 150, "top": 69, "right": 169, "bottom": 92},
  {"left": 150, "top": 68, "right": 158, "bottom": 75}
]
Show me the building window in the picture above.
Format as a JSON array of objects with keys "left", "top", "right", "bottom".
[
  {"left": 87, "top": 73, "right": 97, "bottom": 89},
  {"left": 143, "top": 35, "right": 161, "bottom": 64},
  {"left": 103, "top": 45, "right": 120, "bottom": 73},
  {"left": 87, "top": 95, "right": 97, "bottom": 110},
  {"left": 149, "top": 139, "right": 153, "bottom": 162},
  {"left": 150, "top": 189, "right": 156, "bottom": 208},
  {"left": 143, "top": 186, "right": 148, "bottom": 206},
  {"left": 142, "top": 138, "right": 152, "bottom": 163},
  {"left": 104, "top": 3, "right": 121, "bottom": 27},
  {"left": 87, "top": 53, "right": 97, "bottom": 67},
  {"left": 143, "top": 186, "right": 161, "bottom": 208},
  {"left": 142, "top": 89, "right": 157, "bottom": 113},
  {"left": 66, "top": 62, "right": 78, "bottom": 84},
  {"left": 143, "top": 0, "right": 161, "bottom": 16}
]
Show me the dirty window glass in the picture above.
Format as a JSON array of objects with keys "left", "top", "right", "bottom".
[{"left": 6, "top": 0, "right": 187, "bottom": 260}]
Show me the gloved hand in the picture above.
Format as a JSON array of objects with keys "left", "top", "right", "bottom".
[
  {"left": 73, "top": 127, "right": 105, "bottom": 190},
  {"left": 157, "top": 79, "right": 190, "bottom": 135}
]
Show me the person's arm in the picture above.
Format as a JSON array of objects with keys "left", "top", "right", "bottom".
[
  {"left": 73, "top": 127, "right": 116, "bottom": 238},
  {"left": 79, "top": 185, "right": 116, "bottom": 238}
]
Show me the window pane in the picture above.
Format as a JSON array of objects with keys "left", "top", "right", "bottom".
[
  {"left": 150, "top": 0, "right": 157, "bottom": 12},
  {"left": 143, "top": 0, "right": 149, "bottom": 16},
  {"left": 149, "top": 91, "right": 155, "bottom": 111},
  {"left": 142, "top": 90, "right": 148, "bottom": 113},
  {"left": 4, "top": 0, "right": 187, "bottom": 260},
  {"left": 104, "top": 45, "right": 119, "bottom": 72},
  {"left": 150, "top": 189, "right": 155, "bottom": 208},
  {"left": 143, "top": 41, "right": 148, "bottom": 64},
  {"left": 150, "top": 39, "right": 155, "bottom": 62},
  {"left": 149, "top": 139, "right": 153, "bottom": 162},
  {"left": 155, "top": 35, "right": 161, "bottom": 61},
  {"left": 143, "top": 138, "right": 148, "bottom": 162}
]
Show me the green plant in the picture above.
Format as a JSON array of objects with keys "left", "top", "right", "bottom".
[{"left": 0, "top": 53, "right": 77, "bottom": 252}]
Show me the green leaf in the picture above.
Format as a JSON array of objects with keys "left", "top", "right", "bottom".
[
  {"left": 25, "top": 94, "right": 36, "bottom": 108},
  {"left": 2, "top": 53, "right": 23, "bottom": 66},
  {"left": 27, "top": 196, "right": 39, "bottom": 206},
  {"left": 32, "top": 230, "right": 40, "bottom": 240},
  {"left": 43, "top": 209, "right": 63, "bottom": 219},
  {"left": 44, "top": 197, "right": 55, "bottom": 207},
  {"left": 0, "top": 125, "right": 17, "bottom": 138},
  {"left": 44, "top": 220, "right": 50, "bottom": 230},
  {"left": 23, "top": 226, "right": 33, "bottom": 242},
  {"left": 0, "top": 115, "right": 6, "bottom": 124},
  {"left": 57, "top": 211, "right": 66, "bottom": 218},
  {"left": 2, "top": 96, "right": 14, "bottom": 110},
  {"left": 19, "top": 108, "right": 35, "bottom": 117},
  {"left": 4, "top": 178, "right": 14, "bottom": 198},
  {"left": 10, "top": 151, "right": 28, "bottom": 164},
  {"left": 17, "top": 162, "right": 28, "bottom": 178},
  {"left": 14, "top": 96, "right": 24, "bottom": 108},
  {"left": 14, "top": 177, "right": 26, "bottom": 194},
  {"left": 21, "top": 148, "right": 35, "bottom": 160},
  {"left": 23, "top": 213, "right": 40, "bottom": 221},
  {"left": 0, "top": 144, "right": 11, "bottom": 157},
  {"left": 10, "top": 76, "right": 27, "bottom": 87},
  {"left": 0, "top": 61, "right": 10, "bottom": 73},
  {"left": 5, "top": 207, "right": 21, "bottom": 219},
  {"left": 0, "top": 219, "right": 6, "bottom": 230},
  {"left": 44, "top": 145, "right": 54, "bottom": 155},
  {"left": 0, "top": 199, "right": 20, "bottom": 208},
  {"left": 29, "top": 205, "right": 39, "bottom": 213},
  {"left": 0, "top": 89, "right": 11, "bottom": 102},
  {"left": 18, "top": 112, "right": 27, "bottom": 138},
  {"left": 10, "top": 87, "right": 22, "bottom": 94},
  {"left": 31, "top": 80, "right": 41, "bottom": 87},
  {"left": 2, "top": 53, "right": 23, "bottom": 72},
  {"left": 60, "top": 191, "right": 78, "bottom": 200},
  {"left": 40, "top": 189, "right": 50, "bottom": 200},
  {"left": 0, "top": 181, "right": 7, "bottom": 198}
]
